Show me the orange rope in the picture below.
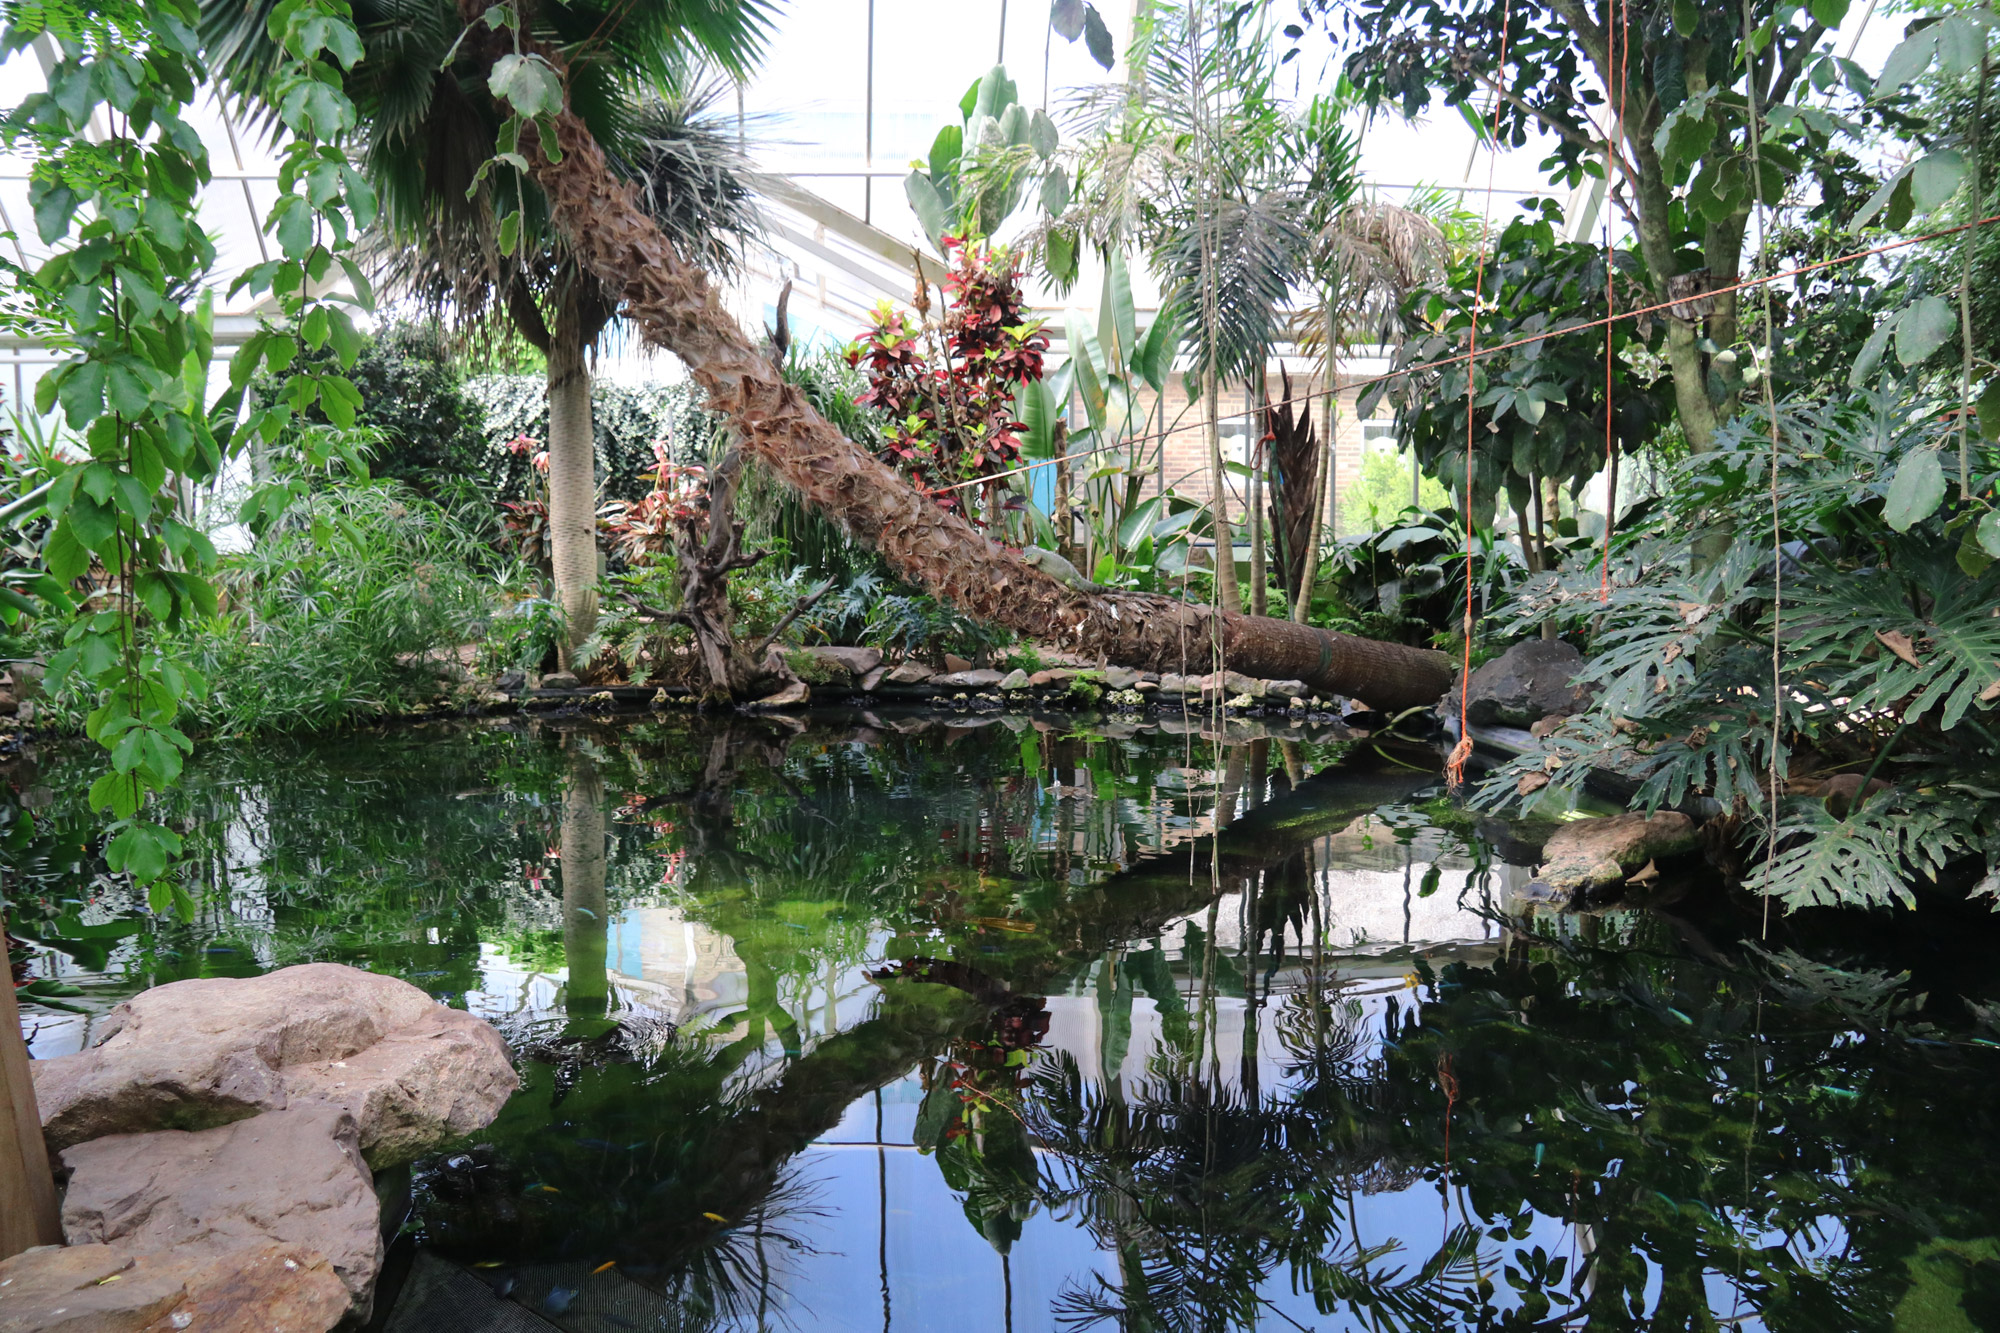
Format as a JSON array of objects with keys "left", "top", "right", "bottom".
[
  {"left": 1446, "top": 0, "right": 1514, "bottom": 789},
  {"left": 933, "top": 213, "right": 2000, "bottom": 498}
]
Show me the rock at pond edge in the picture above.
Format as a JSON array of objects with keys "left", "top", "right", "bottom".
[
  {"left": 60, "top": 1105, "right": 381, "bottom": 1314},
  {"left": 1538, "top": 812, "right": 1699, "bottom": 894},
  {"left": 32, "top": 962, "right": 517, "bottom": 1168}
]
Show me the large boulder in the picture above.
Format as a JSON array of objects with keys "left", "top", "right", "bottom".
[
  {"left": 1463, "top": 639, "right": 1593, "bottom": 728},
  {"left": 60, "top": 1106, "right": 381, "bottom": 1313},
  {"left": 33, "top": 963, "right": 516, "bottom": 1167},
  {"left": 0, "top": 1242, "right": 349, "bottom": 1333},
  {"left": 1538, "top": 812, "right": 1699, "bottom": 894}
]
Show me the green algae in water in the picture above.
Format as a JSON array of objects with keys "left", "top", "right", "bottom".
[{"left": 9, "top": 711, "right": 2000, "bottom": 1331}]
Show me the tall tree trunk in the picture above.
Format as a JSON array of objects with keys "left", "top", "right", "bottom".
[
  {"left": 2, "top": 971, "right": 61, "bottom": 1259},
  {"left": 1248, "top": 428, "right": 1267, "bottom": 619},
  {"left": 547, "top": 291, "right": 600, "bottom": 668},
  {"left": 491, "top": 57, "right": 1456, "bottom": 712}
]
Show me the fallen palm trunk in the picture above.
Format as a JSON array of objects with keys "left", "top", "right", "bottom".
[{"left": 481, "top": 34, "right": 1455, "bottom": 711}]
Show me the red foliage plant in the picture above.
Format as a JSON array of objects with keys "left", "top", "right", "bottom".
[{"left": 846, "top": 237, "right": 1048, "bottom": 523}]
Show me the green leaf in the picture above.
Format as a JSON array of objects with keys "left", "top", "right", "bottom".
[
  {"left": 1882, "top": 447, "right": 1946, "bottom": 532},
  {"left": 32, "top": 183, "right": 80, "bottom": 244},
  {"left": 1051, "top": 0, "right": 1085, "bottom": 40},
  {"left": 1039, "top": 165, "right": 1069, "bottom": 215},
  {"left": 1979, "top": 379, "right": 2000, "bottom": 442},
  {"left": 1874, "top": 28, "right": 1939, "bottom": 96},
  {"left": 65, "top": 493, "right": 119, "bottom": 551},
  {"left": 43, "top": 523, "right": 87, "bottom": 582},
  {"left": 57, "top": 359, "right": 106, "bottom": 427},
  {"left": 499, "top": 211, "right": 521, "bottom": 256},
  {"left": 1672, "top": 0, "right": 1698, "bottom": 36},
  {"left": 1098, "top": 248, "right": 1138, "bottom": 382},
  {"left": 1045, "top": 228, "right": 1078, "bottom": 286},
  {"left": 1028, "top": 108, "right": 1059, "bottom": 159},
  {"left": 927, "top": 124, "right": 962, "bottom": 191},
  {"left": 1977, "top": 509, "right": 2000, "bottom": 559},
  {"left": 1082, "top": 4, "right": 1115, "bottom": 70},
  {"left": 488, "top": 53, "right": 563, "bottom": 119},
  {"left": 1852, "top": 162, "right": 1912, "bottom": 230},
  {"left": 905, "top": 171, "right": 952, "bottom": 250},
  {"left": 1895, "top": 296, "right": 1955, "bottom": 367},
  {"left": 1807, "top": 0, "right": 1848, "bottom": 27},
  {"left": 1910, "top": 149, "right": 1965, "bottom": 212}
]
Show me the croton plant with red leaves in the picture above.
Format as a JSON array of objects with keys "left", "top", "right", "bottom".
[{"left": 847, "top": 237, "right": 1048, "bottom": 523}]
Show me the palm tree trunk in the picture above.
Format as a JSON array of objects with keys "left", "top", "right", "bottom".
[
  {"left": 500, "top": 89, "right": 1455, "bottom": 712},
  {"left": 1248, "top": 423, "right": 1267, "bottom": 618},
  {"left": 547, "top": 294, "right": 600, "bottom": 667}
]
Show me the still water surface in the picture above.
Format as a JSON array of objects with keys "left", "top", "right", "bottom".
[{"left": 10, "top": 710, "right": 2000, "bottom": 1331}]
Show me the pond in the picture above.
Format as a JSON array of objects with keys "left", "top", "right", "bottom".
[{"left": 9, "top": 710, "right": 2000, "bottom": 1332}]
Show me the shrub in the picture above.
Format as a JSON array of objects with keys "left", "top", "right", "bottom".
[{"left": 164, "top": 481, "right": 519, "bottom": 733}]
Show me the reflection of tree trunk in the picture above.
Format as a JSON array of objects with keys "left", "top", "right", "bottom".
[
  {"left": 561, "top": 746, "right": 609, "bottom": 1019},
  {"left": 490, "top": 58, "right": 1456, "bottom": 711},
  {"left": 1, "top": 971, "right": 61, "bottom": 1258}
]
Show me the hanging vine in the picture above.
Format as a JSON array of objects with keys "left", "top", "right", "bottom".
[{"left": 0, "top": 0, "right": 373, "bottom": 911}]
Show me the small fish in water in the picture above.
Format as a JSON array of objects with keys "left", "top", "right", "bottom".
[
  {"left": 591, "top": 1260, "right": 617, "bottom": 1275},
  {"left": 969, "top": 917, "right": 1036, "bottom": 933},
  {"left": 473, "top": 1261, "right": 505, "bottom": 1269},
  {"left": 702, "top": 1212, "right": 727, "bottom": 1223},
  {"left": 543, "top": 1287, "right": 576, "bottom": 1314}
]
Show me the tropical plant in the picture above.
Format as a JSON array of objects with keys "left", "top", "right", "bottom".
[
  {"left": 1016, "top": 247, "right": 1192, "bottom": 584},
  {"left": 1376, "top": 202, "right": 1675, "bottom": 567},
  {"left": 202, "top": 0, "right": 774, "bottom": 666},
  {"left": 1474, "top": 384, "right": 2000, "bottom": 911},
  {"left": 847, "top": 237, "right": 1049, "bottom": 524}
]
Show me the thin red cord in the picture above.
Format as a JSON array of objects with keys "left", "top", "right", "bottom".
[
  {"left": 1599, "top": 0, "right": 1626, "bottom": 602},
  {"left": 1446, "top": 0, "right": 1514, "bottom": 789}
]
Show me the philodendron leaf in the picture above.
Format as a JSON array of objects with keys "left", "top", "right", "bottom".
[
  {"left": 1895, "top": 296, "right": 1955, "bottom": 367},
  {"left": 1882, "top": 447, "right": 1945, "bottom": 532},
  {"left": 1978, "top": 509, "right": 2000, "bottom": 559}
]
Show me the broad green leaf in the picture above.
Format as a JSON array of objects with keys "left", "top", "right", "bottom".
[
  {"left": 1910, "top": 150, "right": 1965, "bottom": 212},
  {"left": 972, "top": 66, "right": 1016, "bottom": 125},
  {"left": 1045, "top": 228, "right": 1078, "bottom": 285},
  {"left": 1978, "top": 509, "right": 2000, "bottom": 558},
  {"left": 1019, "top": 377, "right": 1059, "bottom": 460},
  {"left": 488, "top": 53, "right": 562, "bottom": 119},
  {"left": 1882, "top": 447, "right": 1945, "bottom": 532},
  {"left": 927, "top": 124, "right": 962, "bottom": 191},
  {"left": 1979, "top": 379, "right": 2000, "bottom": 441},
  {"left": 32, "top": 183, "right": 80, "bottom": 245},
  {"left": 905, "top": 171, "right": 952, "bottom": 249},
  {"left": 1039, "top": 165, "right": 1069, "bottom": 215},
  {"left": 57, "top": 360, "right": 106, "bottom": 427},
  {"left": 1672, "top": 0, "right": 1698, "bottom": 36},
  {"left": 1874, "top": 28, "right": 1938, "bottom": 96},
  {"left": 1936, "top": 16, "right": 1984, "bottom": 75},
  {"left": 1852, "top": 163, "right": 1912, "bottom": 230},
  {"left": 1895, "top": 296, "right": 1955, "bottom": 367},
  {"left": 1098, "top": 248, "right": 1137, "bottom": 381},
  {"left": 1028, "top": 108, "right": 1059, "bottom": 159},
  {"left": 1082, "top": 4, "right": 1115, "bottom": 70},
  {"left": 1807, "top": 0, "right": 1848, "bottom": 27},
  {"left": 1050, "top": 0, "right": 1085, "bottom": 40}
]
